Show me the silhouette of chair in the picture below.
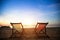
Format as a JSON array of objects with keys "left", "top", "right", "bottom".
[
  {"left": 10, "top": 23, "right": 24, "bottom": 38},
  {"left": 35, "top": 23, "right": 49, "bottom": 40}
]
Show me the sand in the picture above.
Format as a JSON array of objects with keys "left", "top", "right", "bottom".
[{"left": 0, "top": 27, "right": 60, "bottom": 40}]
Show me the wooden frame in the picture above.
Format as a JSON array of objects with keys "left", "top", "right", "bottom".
[
  {"left": 10, "top": 23, "right": 24, "bottom": 38},
  {"left": 35, "top": 22, "right": 49, "bottom": 40}
]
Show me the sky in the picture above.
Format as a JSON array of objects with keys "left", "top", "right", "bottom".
[{"left": 0, "top": 0, "right": 60, "bottom": 27}]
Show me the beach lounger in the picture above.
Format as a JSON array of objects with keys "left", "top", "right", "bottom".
[
  {"left": 10, "top": 23, "right": 24, "bottom": 38},
  {"left": 35, "top": 22, "right": 49, "bottom": 40}
]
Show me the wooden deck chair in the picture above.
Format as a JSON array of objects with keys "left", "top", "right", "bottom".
[
  {"left": 10, "top": 23, "right": 24, "bottom": 38},
  {"left": 35, "top": 23, "right": 49, "bottom": 40}
]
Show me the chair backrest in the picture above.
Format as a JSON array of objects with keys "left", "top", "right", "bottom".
[
  {"left": 10, "top": 23, "right": 23, "bottom": 32},
  {"left": 35, "top": 23, "right": 48, "bottom": 33}
]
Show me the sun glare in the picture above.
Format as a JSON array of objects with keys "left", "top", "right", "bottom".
[{"left": 22, "top": 18, "right": 35, "bottom": 25}]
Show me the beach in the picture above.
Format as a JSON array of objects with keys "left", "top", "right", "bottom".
[{"left": 0, "top": 27, "right": 60, "bottom": 40}]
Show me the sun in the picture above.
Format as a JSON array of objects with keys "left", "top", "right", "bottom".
[
  {"left": 21, "top": 17, "right": 36, "bottom": 28},
  {"left": 22, "top": 18, "right": 34, "bottom": 25}
]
